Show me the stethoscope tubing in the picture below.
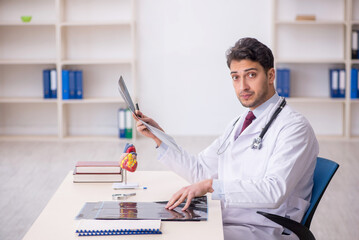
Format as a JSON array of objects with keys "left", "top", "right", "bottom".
[{"left": 217, "top": 97, "right": 286, "bottom": 155}]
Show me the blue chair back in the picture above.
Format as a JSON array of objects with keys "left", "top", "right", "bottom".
[{"left": 301, "top": 157, "right": 339, "bottom": 228}]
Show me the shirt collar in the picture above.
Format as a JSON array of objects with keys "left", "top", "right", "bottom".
[{"left": 251, "top": 93, "right": 280, "bottom": 118}]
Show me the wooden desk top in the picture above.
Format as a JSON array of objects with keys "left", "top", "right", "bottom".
[{"left": 23, "top": 171, "right": 224, "bottom": 240}]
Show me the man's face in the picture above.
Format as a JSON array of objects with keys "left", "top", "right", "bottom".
[{"left": 230, "top": 59, "right": 275, "bottom": 110}]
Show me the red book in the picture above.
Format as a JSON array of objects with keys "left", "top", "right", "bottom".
[{"left": 75, "top": 161, "right": 122, "bottom": 174}]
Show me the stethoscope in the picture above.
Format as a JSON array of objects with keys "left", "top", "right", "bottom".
[{"left": 217, "top": 98, "right": 287, "bottom": 155}]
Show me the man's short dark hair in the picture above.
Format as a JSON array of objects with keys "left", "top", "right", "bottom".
[{"left": 226, "top": 38, "right": 274, "bottom": 72}]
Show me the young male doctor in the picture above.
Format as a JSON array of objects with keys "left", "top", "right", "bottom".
[{"left": 135, "top": 37, "right": 319, "bottom": 240}]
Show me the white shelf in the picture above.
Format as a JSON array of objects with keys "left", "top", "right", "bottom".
[
  {"left": 276, "top": 59, "right": 346, "bottom": 64},
  {"left": 276, "top": 20, "right": 345, "bottom": 25},
  {"left": 0, "top": 135, "right": 59, "bottom": 141},
  {"left": 0, "top": 0, "right": 136, "bottom": 140},
  {"left": 273, "top": 0, "right": 354, "bottom": 138},
  {"left": 61, "top": 136, "right": 123, "bottom": 142},
  {"left": 60, "top": 21, "right": 132, "bottom": 27},
  {"left": 61, "top": 98, "right": 125, "bottom": 104},
  {"left": 0, "top": 98, "right": 58, "bottom": 103},
  {"left": 0, "top": 59, "right": 57, "bottom": 65},
  {"left": 0, "top": 22, "right": 56, "bottom": 26},
  {"left": 286, "top": 97, "right": 346, "bottom": 104},
  {"left": 62, "top": 59, "right": 133, "bottom": 65}
]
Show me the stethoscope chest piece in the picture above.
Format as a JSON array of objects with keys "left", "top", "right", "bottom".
[{"left": 251, "top": 137, "right": 263, "bottom": 149}]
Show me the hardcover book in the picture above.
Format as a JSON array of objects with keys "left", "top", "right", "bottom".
[{"left": 75, "top": 161, "right": 122, "bottom": 174}]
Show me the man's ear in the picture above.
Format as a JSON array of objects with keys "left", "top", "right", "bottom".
[{"left": 267, "top": 68, "right": 275, "bottom": 85}]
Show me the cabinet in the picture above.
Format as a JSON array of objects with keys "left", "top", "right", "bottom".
[
  {"left": 0, "top": 0, "right": 136, "bottom": 140},
  {"left": 272, "top": 0, "right": 359, "bottom": 138}
]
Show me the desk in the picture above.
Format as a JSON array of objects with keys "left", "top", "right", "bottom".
[{"left": 23, "top": 171, "right": 224, "bottom": 239}]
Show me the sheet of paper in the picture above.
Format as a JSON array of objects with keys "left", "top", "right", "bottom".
[{"left": 118, "top": 76, "right": 181, "bottom": 152}]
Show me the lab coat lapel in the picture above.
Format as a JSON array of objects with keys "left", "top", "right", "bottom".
[{"left": 239, "top": 97, "right": 282, "bottom": 137}]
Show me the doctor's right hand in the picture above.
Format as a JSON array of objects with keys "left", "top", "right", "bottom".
[{"left": 134, "top": 110, "right": 164, "bottom": 147}]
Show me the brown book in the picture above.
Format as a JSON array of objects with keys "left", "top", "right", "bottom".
[
  {"left": 73, "top": 168, "right": 123, "bottom": 183},
  {"left": 75, "top": 161, "right": 122, "bottom": 174},
  {"left": 295, "top": 15, "right": 316, "bottom": 21}
]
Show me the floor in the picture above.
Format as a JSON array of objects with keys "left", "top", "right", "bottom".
[{"left": 0, "top": 136, "right": 358, "bottom": 240}]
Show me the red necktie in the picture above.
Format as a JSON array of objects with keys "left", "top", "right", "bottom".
[{"left": 235, "top": 111, "right": 256, "bottom": 140}]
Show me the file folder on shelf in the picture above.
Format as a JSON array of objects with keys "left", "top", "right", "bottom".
[
  {"left": 118, "top": 108, "right": 126, "bottom": 138},
  {"left": 339, "top": 69, "right": 346, "bottom": 98},
  {"left": 50, "top": 69, "right": 57, "bottom": 99},
  {"left": 62, "top": 70, "right": 70, "bottom": 100},
  {"left": 330, "top": 69, "right": 339, "bottom": 98},
  {"left": 125, "top": 109, "right": 132, "bottom": 139},
  {"left": 75, "top": 70, "right": 83, "bottom": 99},
  {"left": 351, "top": 68, "right": 359, "bottom": 99},
  {"left": 43, "top": 69, "right": 51, "bottom": 99}
]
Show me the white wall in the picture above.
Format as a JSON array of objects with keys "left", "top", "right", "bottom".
[{"left": 137, "top": 0, "right": 272, "bottom": 136}]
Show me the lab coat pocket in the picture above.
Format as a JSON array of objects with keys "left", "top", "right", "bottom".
[{"left": 234, "top": 142, "right": 269, "bottom": 180}]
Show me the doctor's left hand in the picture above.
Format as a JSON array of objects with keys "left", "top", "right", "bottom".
[{"left": 165, "top": 179, "right": 214, "bottom": 211}]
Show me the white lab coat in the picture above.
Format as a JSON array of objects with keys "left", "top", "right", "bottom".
[{"left": 158, "top": 97, "right": 319, "bottom": 240}]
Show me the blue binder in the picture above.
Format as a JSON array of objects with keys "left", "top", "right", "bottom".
[
  {"left": 50, "top": 69, "right": 57, "bottom": 98},
  {"left": 43, "top": 69, "right": 51, "bottom": 99},
  {"left": 62, "top": 70, "right": 70, "bottom": 100},
  {"left": 338, "top": 69, "right": 346, "bottom": 98},
  {"left": 351, "top": 68, "right": 359, "bottom": 99},
  {"left": 69, "top": 70, "right": 76, "bottom": 99},
  {"left": 276, "top": 69, "right": 283, "bottom": 96},
  {"left": 329, "top": 69, "right": 339, "bottom": 98},
  {"left": 75, "top": 70, "right": 83, "bottom": 99},
  {"left": 118, "top": 108, "right": 126, "bottom": 138},
  {"left": 125, "top": 109, "right": 133, "bottom": 139},
  {"left": 282, "top": 69, "right": 290, "bottom": 98}
]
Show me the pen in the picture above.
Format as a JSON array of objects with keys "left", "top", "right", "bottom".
[
  {"left": 113, "top": 186, "right": 147, "bottom": 190},
  {"left": 135, "top": 103, "right": 141, "bottom": 118}
]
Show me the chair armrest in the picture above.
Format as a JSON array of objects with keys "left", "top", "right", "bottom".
[{"left": 256, "top": 211, "right": 315, "bottom": 240}]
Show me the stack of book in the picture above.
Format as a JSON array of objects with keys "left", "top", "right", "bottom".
[{"left": 73, "top": 161, "right": 123, "bottom": 183}]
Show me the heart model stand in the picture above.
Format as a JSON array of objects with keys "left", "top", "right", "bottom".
[{"left": 116, "top": 143, "right": 139, "bottom": 189}]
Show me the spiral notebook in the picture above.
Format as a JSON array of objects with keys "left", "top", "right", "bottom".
[{"left": 75, "top": 219, "right": 162, "bottom": 236}]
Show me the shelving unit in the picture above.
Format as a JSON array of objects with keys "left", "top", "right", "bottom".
[
  {"left": 0, "top": 0, "right": 136, "bottom": 140},
  {"left": 272, "top": 0, "right": 359, "bottom": 138}
]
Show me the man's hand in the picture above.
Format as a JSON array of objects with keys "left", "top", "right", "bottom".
[
  {"left": 165, "top": 179, "right": 214, "bottom": 211},
  {"left": 134, "top": 110, "right": 163, "bottom": 146}
]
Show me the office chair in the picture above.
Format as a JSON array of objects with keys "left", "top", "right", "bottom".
[{"left": 257, "top": 157, "right": 339, "bottom": 240}]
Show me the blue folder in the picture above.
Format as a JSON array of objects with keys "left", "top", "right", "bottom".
[
  {"left": 351, "top": 68, "right": 359, "bottom": 99},
  {"left": 43, "top": 69, "right": 51, "bottom": 99},
  {"left": 329, "top": 69, "right": 339, "bottom": 98},
  {"left": 62, "top": 70, "right": 70, "bottom": 100},
  {"left": 69, "top": 70, "right": 76, "bottom": 99},
  {"left": 50, "top": 69, "right": 57, "bottom": 98},
  {"left": 118, "top": 108, "right": 126, "bottom": 138},
  {"left": 282, "top": 69, "right": 290, "bottom": 98},
  {"left": 75, "top": 70, "right": 83, "bottom": 99},
  {"left": 276, "top": 69, "right": 283, "bottom": 97}
]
